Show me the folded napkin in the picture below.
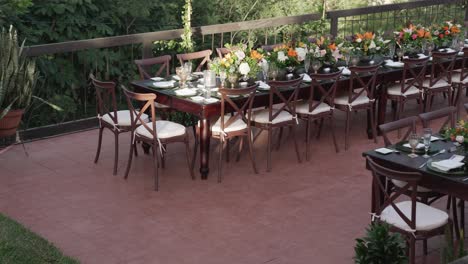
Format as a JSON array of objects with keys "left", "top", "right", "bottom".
[
  {"left": 338, "top": 66, "right": 351, "bottom": 75},
  {"left": 151, "top": 77, "right": 164, "bottom": 81},
  {"left": 385, "top": 60, "right": 404, "bottom": 67},
  {"left": 432, "top": 159, "right": 464, "bottom": 172},
  {"left": 173, "top": 75, "right": 194, "bottom": 81},
  {"left": 403, "top": 143, "right": 425, "bottom": 149},
  {"left": 459, "top": 51, "right": 464, "bottom": 56},
  {"left": 190, "top": 96, "right": 204, "bottom": 102},
  {"left": 203, "top": 98, "right": 219, "bottom": 104},
  {"left": 302, "top": 73, "right": 312, "bottom": 82},
  {"left": 375, "top": 148, "right": 394, "bottom": 155},
  {"left": 255, "top": 81, "right": 270, "bottom": 90},
  {"left": 417, "top": 54, "right": 428, "bottom": 59},
  {"left": 430, "top": 136, "right": 440, "bottom": 142},
  {"left": 175, "top": 88, "right": 197, "bottom": 96},
  {"left": 152, "top": 81, "right": 175, "bottom": 88},
  {"left": 445, "top": 48, "right": 456, "bottom": 53}
]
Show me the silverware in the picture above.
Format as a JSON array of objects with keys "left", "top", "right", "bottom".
[
  {"left": 462, "top": 177, "right": 468, "bottom": 182},
  {"left": 419, "top": 149, "right": 446, "bottom": 168}
]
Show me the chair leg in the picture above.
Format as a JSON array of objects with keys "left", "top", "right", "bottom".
[
  {"left": 409, "top": 236, "right": 416, "bottom": 264},
  {"left": 191, "top": 128, "right": 199, "bottom": 173},
  {"left": 133, "top": 141, "right": 138, "bottom": 157},
  {"left": 396, "top": 100, "right": 404, "bottom": 138},
  {"left": 152, "top": 144, "right": 160, "bottom": 191},
  {"left": 276, "top": 127, "right": 283, "bottom": 151},
  {"left": 247, "top": 132, "right": 258, "bottom": 174},
  {"left": 225, "top": 139, "right": 230, "bottom": 162},
  {"left": 94, "top": 127, "right": 104, "bottom": 163},
  {"left": 218, "top": 138, "right": 225, "bottom": 183},
  {"left": 113, "top": 132, "right": 119, "bottom": 175},
  {"left": 290, "top": 125, "right": 302, "bottom": 164},
  {"left": 392, "top": 100, "right": 398, "bottom": 121},
  {"left": 453, "top": 196, "right": 461, "bottom": 240},
  {"left": 423, "top": 239, "right": 428, "bottom": 256},
  {"left": 124, "top": 136, "right": 134, "bottom": 180},
  {"left": 345, "top": 110, "right": 351, "bottom": 151},
  {"left": 306, "top": 118, "right": 311, "bottom": 161},
  {"left": 330, "top": 116, "right": 339, "bottom": 153},
  {"left": 316, "top": 118, "right": 324, "bottom": 139},
  {"left": 184, "top": 134, "right": 195, "bottom": 180},
  {"left": 267, "top": 128, "right": 272, "bottom": 172},
  {"left": 370, "top": 106, "right": 378, "bottom": 144},
  {"left": 461, "top": 200, "right": 465, "bottom": 237},
  {"left": 236, "top": 137, "right": 244, "bottom": 162}
]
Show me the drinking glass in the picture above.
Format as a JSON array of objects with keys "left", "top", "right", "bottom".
[
  {"left": 426, "top": 42, "right": 435, "bottom": 57},
  {"left": 219, "top": 70, "right": 227, "bottom": 88},
  {"left": 388, "top": 42, "right": 396, "bottom": 59},
  {"left": 175, "top": 66, "right": 187, "bottom": 88},
  {"left": 261, "top": 61, "right": 269, "bottom": 82},
  {"left": 350, "top": 55, "right": 359, "bottom": 66},
  {"left": 396, "top": 49, "right": 404, "bottom": 62},
  {"left": 311, "top": 60, "right": 321, "bottom": 74},
  {"left": 183, "top": 62, "right": 192, "bottom": 74},
  {"left": 304, "top": 57, "right": 311, "bottom": 74},
  {"left": 269, "top": 63, "right": 278, "bottom": 81},
  {"left": 422, "top": 128, "right": 432, "bottom": 158},
  {"left": 408, "top": 133, "right": 419, "bottom": 158}
]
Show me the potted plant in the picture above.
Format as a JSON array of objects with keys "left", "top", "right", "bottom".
[
  {"left": 354, "top": 222, "right": 407, "bottom": 264},
  {"left": 0, "top": 26, "right": 37, "bottom": 138}
]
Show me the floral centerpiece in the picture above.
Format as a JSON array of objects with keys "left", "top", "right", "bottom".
[
  {"left": 395, "top": 24, "right": 432, "bottom": 54},
  {"left": 210, "top": 43, "right": 261, "bottom": 87},
  {"left": 431, "top": 21, "right": 462, "bottom": 48},
  {"left": 349, "top": 31, "right": 391, "bottom": 59},
  {"left": 443, "top": 120, "right": 468, "bottom": 145},
  {"left": 307, "top": 36, "right": 343, "bottom": 65},
  {"left": 266, "top": 42, "right": 307, "bottom": 71}
]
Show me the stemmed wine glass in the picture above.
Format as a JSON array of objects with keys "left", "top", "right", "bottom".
[
  {"left": 269, "top": 63, "right": 278, "bottom": 81},
  {"left": 176, "top": 66, "right": 188, "bottom": 88},
  {"left": 387, "top": 42, "right": 396, "bottom": 59},
  {"left": 219, "top": 70, "right": 227, "bottom": 88},
  {"left": 396, "top": 48, "right": 404, "bottom": 62},
  {"left": 261, "top": 60, "right": 269, "bottom": 82},
  {"left": 422, "top": 128, "right": 432, "bottom": 158},
  {"left": 408, "top": 133, "right": 420, "bottom": 158},
  {"left": 304, "top": 57, "right": 311, "bottom": 74},
  {"left": 350, "top": 55, "right": 359, "bottom": 67},
  {"left": 311, "top": 60, "right": 321, "bottom": 74},
  {"left": 426, "top": 42, "right": 435, "bottom": 57}
]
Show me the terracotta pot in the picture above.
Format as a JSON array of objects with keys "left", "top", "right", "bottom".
[{"left": 0, "top": 109, "right": 24, "bottom": 137}]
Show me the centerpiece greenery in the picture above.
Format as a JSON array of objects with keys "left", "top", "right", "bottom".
[
  {"left": 395, "top": 24, "right": 432, "bottom": 54},
  {"left": 350, "top": 31, "right": 391, "bottom": 58},
  {"left": 307, "top": 36, "right": 343, "bottom": 65},
  {"left": 266, "top": 42, "right": 305, "bottom": 70},
  {"left": 442, "top": 120, "right": 468, "bottom": 144},
  {"left": 431, "top": 21, "right": 462, "bottom": 48}
]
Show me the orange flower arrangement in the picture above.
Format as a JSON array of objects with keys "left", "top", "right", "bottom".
[
  {"left": 287, "top": 48, "right": 297, "bottom": 57},
  {"left": 431, "top": 21, "right": 463, "bottom": 46},
  {"left": 250, "top": 50, "right": 263, "bottom": 60}
]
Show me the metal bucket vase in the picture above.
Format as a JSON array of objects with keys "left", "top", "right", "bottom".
[{"left": 0, "top": 109, "right": 23, "bottom": 137}]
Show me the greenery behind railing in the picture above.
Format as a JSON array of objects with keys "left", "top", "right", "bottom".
[{"left": 2, "top": 0, "right": 466, "bottom": 131}]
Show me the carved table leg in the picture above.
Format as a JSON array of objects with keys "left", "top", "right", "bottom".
[{"left": 199, "top": 118, "right": 211, "bottom": 179}]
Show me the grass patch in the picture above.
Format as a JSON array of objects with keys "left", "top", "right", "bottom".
[{"left": 0, "top": 213, "right": 79, "bottom": 264}]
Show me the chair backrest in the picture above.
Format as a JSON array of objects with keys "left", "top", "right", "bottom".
[
  {"left": 346, "top": 64, "right": 381, "bottom": 103},
  {"left": 367, "top": 156, "right": 421, "bottom": 230},
  {"left": 429, "top": 51, "right": 457, "bottom": 86},
  {"left": 379, "top": 116, "right": 418, "bottom": 147},
  {"left": 418, "top": 106, "right": 457, "bottom": 131},
  {"left": 90, "top": 74, "right": 118, "bottom": 124},
  {"left": 134, "top": 55, "right": 171, "bottom": 80},
  {"left": 464, "top": 102, "right": 468, "bottom": 114},
  {"left": 216, "top": 47, "right": 230, "bottom": 59},
  {"left": 457, "top": 47, "right": 468, "bottom": 83},
  {"left": 267, "top": 77, "right": 303, "bottom": 123},
  {"left": 261, "top": 43, "right": 284, "bottom": 52},
  {"left": 301, "top": 70, "right": 342, "bottom": 114},
  {"left": 218, "top": 84, "right": 258, "bottom": 133},
  {"left": 399, "top": 57, "right": 429, "bottom": 94},
  {"left": 176, "top": 50, "right": 212, "bottom": 72},
  {"left": 121, "top": 87, "right": 158, "bottom": 141}
]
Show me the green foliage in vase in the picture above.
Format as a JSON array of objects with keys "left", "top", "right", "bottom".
[{"left": 354, "top": 222, "right": 407, "bottom": 264}]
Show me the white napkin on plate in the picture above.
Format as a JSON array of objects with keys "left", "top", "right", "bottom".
[
  {"left": 375, "top": 148, "right": 394, "bottom": 155},
  {"left": 204, "top": 98, "right": 219, "bottom": 104},
  {"left": 385, "top": 60, "right": 404, "bottom": 67},
  {"left": 302, "top": 73, "right": 312, "bottom": 82},
  {"left": 256, "top": 81, "right": 270, "bottom": 90},
  {"left": 175, "top": 88, "right": 197, "bottom": 96},
  {"left": 445, "top": 48, "right": 456, "bottom": 53},
  {"left": 173, "top": 75, "right": 194, "bottom": 81},
  {"left": 459, "top": 51, "right": 464, "bottom": 56},
  {"left": 151, "top": 77, "right": 164, "bottom": 81},
  {"left": 432, "top": 159, "right": 464, "bottom": 172},
  {"left": 417, "top": 54, "right": 428, "bottom": 59},
  {"left": 338, "top": 66, "right": 351, "bottom": 75},
  {"left": 190, "top": 96, "right": 204, "bottom": 102},
  {"left": 152, "top": 81, "right": 175, "bottom": 88},
  {"left": 403, "top": 143, "right": 425, "bottom": 149}
]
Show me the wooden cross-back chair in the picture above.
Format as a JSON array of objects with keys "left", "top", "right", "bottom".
[
  {"left": 216, "top": 47, "right": 230, "bottom": 59},
  {"left": 176, "top": 49, "right": 212, "bottom": 72},
  {"left": 378, "top": 116, "right": 417, "bottom": 147},
  {"left": 418, "top": 106, "right": 457, "bottom": 132},
  {"left": 250, "top": 76, "right": 303, "bottom": 172},
  {"left": 334, "top": 64, "right": 380, "bottom": 150},
  {"left": 134, "top": 55, "right": 171, "bottom": 80},
  {"left": 451, "top": 47, "right": 468, "bottom": 108},
  {"left": 90, "top": 74, "right": 147, "bottom": 175},
  {"left": 367, "top": 156, "right": 450, "bottom": 264},
  {"left": 386, "top": 57, "right": 429, "bottom": 122},
  {"left": 296, "top": 70, "right": 341, "bottom": 160},
  {"left": 418, "top": 51, "right": 457, "bottom": 111},
  {"left": 122, "top": 87, "right": 193, "bottom": 191},
  {"left": 215, "top": 85, "right": 259, "bottom": 182}
]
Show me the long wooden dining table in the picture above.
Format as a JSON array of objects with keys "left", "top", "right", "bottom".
[{"left": 131, "top": 56, "right": 464, "bottom": 179}]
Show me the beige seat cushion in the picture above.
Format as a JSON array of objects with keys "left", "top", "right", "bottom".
[
  {"left": 334, "top": 93, "right": 370, "bottom": 106},
  {"left": 387, "top": 83, "right": 421, "bottom": 96},
  {"left": 296, "top": 101, "right": 332, "bottom": 115},
  {"left": 251, "top": 108, "right": 293, "bottom": 124},
  {"left": 211, "top": 115, "right": 247, "bottom": 133},
  {"left": 101, "top": 110, "right": 148, "bottom": 127},
  {"left": 380, "top": 201, "right": 448, "bottom": 232},
  {"left": 136, "top": 120, "right": 186, "bottom": 139},
  {"left": 421, "top": 79, "right": 450, "bottom": 89},
  {"left": 451, "top": 73, "right": 468, "bottom": 84},
  {"left": 391, "top": 179, "right": 432, "bottom": 192}
]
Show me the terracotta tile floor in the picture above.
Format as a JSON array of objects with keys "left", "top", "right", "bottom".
[{"left": 0, "top": 97, "right": 467, "bottom": 264}]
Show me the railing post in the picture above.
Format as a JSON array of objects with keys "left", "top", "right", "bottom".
[
  {"left": 464, "top": 1, "right": 468, "bottom": 29},
  {"left": 330, "top": 17, "right": 338, "bottom": 37},
  {"left": 142, "top": 40, "right": 153, "bottom": 59}
]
